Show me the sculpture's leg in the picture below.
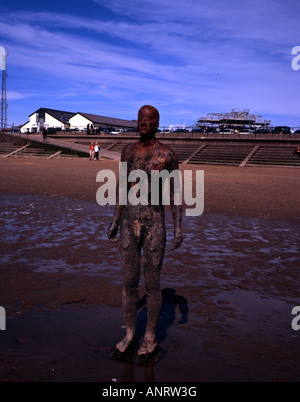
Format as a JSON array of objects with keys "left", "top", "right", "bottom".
[
  {"left": 138, "top": 225, "right": 165, "bottom": 356},
  {"left": 116, "top": 222, "right": 141, "bottom": 353}
]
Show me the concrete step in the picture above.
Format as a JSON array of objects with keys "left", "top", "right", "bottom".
[
  {"left": 190, "top": 145, "right": 254, "bottom": 165},
  {"left": 13, "top": 150, "right": 54, "bottom": 157},
  {"left": 188, "top": 160, "right": 240, "bottom": 166},
  {"left": 247, "top": 146, "right": 300, "bottom": 166},
  {"left": 248, "top": 160, "right": 300, "bottom": 165},
  {"left": 57, "top": 153, "right": 79, "bottom": 158},
  {"left": 0, "top": 144, "right": 21, "bottom": 153}
]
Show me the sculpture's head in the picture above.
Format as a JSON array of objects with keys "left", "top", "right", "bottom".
[{"left": 137, "top": 105, "right": 159, "bottom": 141}]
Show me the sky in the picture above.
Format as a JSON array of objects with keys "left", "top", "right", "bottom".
[{"left": 0, "top": 0, "right": 299, "bottom": 128}]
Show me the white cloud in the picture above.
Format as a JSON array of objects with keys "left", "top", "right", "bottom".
[{"left": 7, "top": 91, "right": 32, "bottom": 100}]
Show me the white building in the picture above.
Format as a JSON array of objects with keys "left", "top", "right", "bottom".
[
  {"left": 21, "top": 108, "right": 137, "bottom": 133},
  {"left": 21, "top": 108, "right": 74, "bottom": 133},
  {"left": 69, "top": 112, "right": 137, "bottom": 131}
]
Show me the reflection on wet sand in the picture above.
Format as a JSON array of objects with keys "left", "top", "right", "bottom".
[{"left": 1, "top": 192, "right": 300, "bottom": 382}]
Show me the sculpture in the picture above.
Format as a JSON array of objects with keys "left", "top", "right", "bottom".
[{"left": 107, "top": 105, "right": 183, "bottom": 358}]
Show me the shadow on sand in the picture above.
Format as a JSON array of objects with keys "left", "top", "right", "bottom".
[{"left": 136, "top": 287, "right": 189, "bottom": 344}]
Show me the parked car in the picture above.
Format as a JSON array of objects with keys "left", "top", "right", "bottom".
[
  {"left": 123, "top": 128, "right": 139, "bottom": 133},
  {"left": 294, "top": 129, "right": 300, "bottom": 134},
  {"left": 123, "top": 129, "right": 133, "bottom": 133},
  {"left": 273, "top": 126, "right": 291, "bottom": 134},
  {"left": 101, "top": 127, "right": 114, "bottom": 133},
  {"left": 255, "top": 128, "right": 272, "bottom": 134},
  {"left": 173, "top": 128, "right": 189, "bottom": 133},
  {"left": 111, "top": 128, "right": 124, "bottom": 135},
  {"left": 239, "top": 128, "right": 255, "bottom": 134}
]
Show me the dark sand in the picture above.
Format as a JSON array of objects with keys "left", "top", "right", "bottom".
[{"left": 0, "top": 157, "right": 300, "bottom": 382}]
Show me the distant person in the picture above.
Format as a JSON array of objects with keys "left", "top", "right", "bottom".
[
  {"left": 94, "top": 142, "right": 100, "bottom": 160},
  {"left": 89, "top": 142, "right": 95, "bottom": 160},
  {"left": 293, "top": 146, "right": 300, "bottom": 157},
  {"left": 42, "top": 128, "right": 47, "bottom": 142}
]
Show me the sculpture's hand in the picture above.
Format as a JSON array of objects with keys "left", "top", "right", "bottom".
[
  {"left": 171, "top": 228, "right": 183, "bottom": 250},
  {"left": 107, "top": 221, "right": 119, "bottom": 243}
]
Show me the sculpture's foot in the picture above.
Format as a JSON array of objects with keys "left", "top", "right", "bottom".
[
  {"left": 137, "top": 338, "right": 158, "bottom": 356},
  {"left": 137, "top": 338, "right": 159, "bottom": 366},
  {"left": 113, "top": 336, "right": 138, "bottom": 362},
  {"left": 116, "top": 335, "right": 136, "bottom": 353}
]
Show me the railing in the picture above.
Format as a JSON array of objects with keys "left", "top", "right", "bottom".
[{"left": 3, "top": 128, "right": 300, "bottom": 141}]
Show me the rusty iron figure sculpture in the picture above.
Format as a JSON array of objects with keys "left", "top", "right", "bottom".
[{"left": 107, "top": 105, "right": 183, "bottom": 358}]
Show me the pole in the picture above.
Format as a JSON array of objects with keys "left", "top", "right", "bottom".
[
  {"left": 0, "top": 46, "right": 7, "bottom": 132},
  {"left": 1, "top": 69, "right": 7, "bottom": 131}
]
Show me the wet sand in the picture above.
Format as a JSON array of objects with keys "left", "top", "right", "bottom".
[{"left": 0, "top": 157, "right": 300, "bottom": 382}]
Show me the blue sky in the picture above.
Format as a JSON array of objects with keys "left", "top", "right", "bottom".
[{"left": 0, "top": 0, "right": 299, "bottom": 128}]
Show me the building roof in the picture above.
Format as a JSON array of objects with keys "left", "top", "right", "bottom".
[
  {"left": 74, "top": 112, "right": 137, "bottom": 128},
  {"left": 30, "top": 108, "right": 75, "bottom": 124},
  {"left": 25, "top": 108, "right": 137, "bottom": 128}
]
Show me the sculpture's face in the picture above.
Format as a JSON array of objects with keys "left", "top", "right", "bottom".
[{"left": 138, "top": 106, "right": 159, "bottom": 139}]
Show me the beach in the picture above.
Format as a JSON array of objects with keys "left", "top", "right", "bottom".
[
  {"left": 0, "top": 157, "right": 300, "bottom": 382},
  {"left": 0, "top": 157, "right": 299, "bottom": 220}
]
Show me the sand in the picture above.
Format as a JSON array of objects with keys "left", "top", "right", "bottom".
[
  {"left": 0, "top": 157, "right": 300, "bottom": 383},
  {"left": 0, "top": 157, "right": 299, "bottom": 221}
]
